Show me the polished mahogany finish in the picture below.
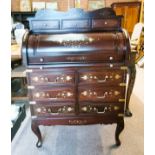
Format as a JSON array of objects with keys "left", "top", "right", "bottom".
[{"left": 22, "top": 8, "right": 135, "bottom": 148}]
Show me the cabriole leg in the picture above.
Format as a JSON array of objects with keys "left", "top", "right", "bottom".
[
  {"left": 115, "top": 119, "right": 124, "bottom": 146},
  {"left": 125, "top": 65, "right": 136, "bottom": 117},
  {"left": 31, "top": 122, "right": 42, "bottom": 148}
]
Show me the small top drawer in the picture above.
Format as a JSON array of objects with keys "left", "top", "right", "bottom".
[
  {"left": 92, "top": 19, "right": 120, "bottom": 29},
  {"left": 62, "top": 19, "right": 90, "bottom": 29},
  {"left": 31, "top": 20, "right": 60, "bottom": 30}
]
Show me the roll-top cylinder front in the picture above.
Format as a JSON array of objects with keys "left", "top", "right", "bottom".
[{"left": 25, "top": 32, "right": 127, "bottom": 65}]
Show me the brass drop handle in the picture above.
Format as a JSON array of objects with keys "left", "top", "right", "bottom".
[
  {"left": 50, "top": 112, "right": 59, "bottom": 115},
  {"left": 97, "top": 92, "right": 108, "bottom": 99},
  {"left": 97, "top": 75, "right": 109, "bottom": 83},
  {"left": 96, "top": 107, "right": 107, "bottom": 114}
]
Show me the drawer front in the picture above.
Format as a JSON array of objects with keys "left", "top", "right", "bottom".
[
  {"left": 62, "top": 19, "right": 90, "bottom": 29},
  {"left": 28, "top": 53, "right": 124, "bottom": 65},
  {"left": 28, "top": 71, "right": 75, "bottom": 85},
  {"left": 31, "top": 20, "right": 60, "bottom": 30},
  {"left": 79, "top": 86, "right": 125, "bottom": 102},
  {"left": 79, "top": 69, "right": 125, "bottom": 85},
  {"left": 79, "top": 103, "right": 123, "bottom": 115},
  {"left": 29, "top": 86, "right": 75, "bottom": 102},
  {"left": 31, "top": 102, "right": 75, "bottom": 117},
  {"left": 92, "top": 19, "right": 120, "bottom": 29}
]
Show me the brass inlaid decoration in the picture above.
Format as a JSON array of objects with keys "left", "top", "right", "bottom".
[
  {"left": 119, "top": 83, "right": 126, "bottom": 86},
  {"left": 119, "top": 99, "right": 126, "bottom": 102},
  {"left": 115, "top": 74, "right": 121, "bottom": 79},
  {"left": 114, "top": 106, "right": 119, "bottom": 110},
  {"left": 114, "top": 91, "right": 120, "bottom": 96},
  {"left": 32, "top": 75, "right": 73, "bottom": 83},
  {"left": 27, "top": 85, "right": 35, "bottom": 89},
  {"left": 120, "top": 66, "right": 128, "bottom": 70},
  {"left": 118, "top": 113, "right": 124, "bottom": 117},
  {"left": 81, "top": 105, "right": 112, "bottom": 114},
  {"left": 34, "top": 91, "right": 73, "bottom": 99},
  {"left": 81, "top": 89, "right": 121, "bottom": 99},
  {"left": 69, "top": 120, "right": 87, "bottom": 125},
  {"left": 36, "top": 106, "right": 74, "bottom": 114}
]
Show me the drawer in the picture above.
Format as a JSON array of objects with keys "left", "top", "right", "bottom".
[
  {"left": 79, "top": 69, "right": 125, "bottom": 85},
  {"left": 28, "top": 52, "right": 124, "bottom": 64},
  {"left": 62, "top": 19, "right": 90, "bottom": 29},
  {"left": 79, "top": 103, "right": 124, "bottom": 115},
  {"left": 28, "top": 70, "right": 75, "bottom": 85},
  {"left": 31, "top": 20, "right": 60, "bottom": 30},
  {"left": 79, "top": 86, "right": 125, "bottom": 102},
  {"left": 31, "top": 102, "right": 75, "bottom": 117},
  {"left": 28, "top": 86, "right": 75, "bottom": 102},
  {"left": 92, "top": 19, "right": 120, "bottom": 29}
]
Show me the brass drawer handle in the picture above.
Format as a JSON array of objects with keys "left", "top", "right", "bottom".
[
  {"left": 97, "top": 79, "right": 107, "bottom": 83},
  {"left": 50, "top": 112, "right": 59, "bottom": 115},
  {"left": 96, "top": 107, "right": 107, "bottom": 114},
  {"left": 97, "top": 96, "right": 106, "bottom": 99},
  {"left": 97, "top": 92, "right": 108, "bottom": 99}
]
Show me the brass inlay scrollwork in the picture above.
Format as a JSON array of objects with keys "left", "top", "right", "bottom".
[{"left": 69, "top": 120, "right": 87, "bottom": 125}]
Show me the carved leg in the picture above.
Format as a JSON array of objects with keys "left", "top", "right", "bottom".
[
  {"left": 115, "top": 119, "right": 124, "bottom": 146},
  {"left": 31, "top": 122, "right": 42, "bottom": 148},
  {"left": 125, "top": 65, "right": 136, "bottom": 117}
]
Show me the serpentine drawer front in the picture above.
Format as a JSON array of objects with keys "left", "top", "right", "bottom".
[{"left": 22, "top": 8, "right": 135, "bottom": 148}]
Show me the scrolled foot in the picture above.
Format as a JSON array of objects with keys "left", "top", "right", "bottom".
[
  {"left": 31, "top": 122, "right": 42, "bottom": 148},
  {"left": 115, "top": 119, "right": 124, "bottom": 147},
  {"left": 125, "top": 109, "right": 132, "bottom": 117},
  {"left": 115, "top": 139, "right": 121, "bottom": 146},
  {"left": 36, "top": 140, "right": 42, "bottom": 148}
]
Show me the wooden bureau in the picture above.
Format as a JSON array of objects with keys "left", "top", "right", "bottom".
[{"left": 22, "top": 8, "right": 136, "bottom": 147}]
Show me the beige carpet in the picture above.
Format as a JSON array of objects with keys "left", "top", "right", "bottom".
[{"left": 11, "top": 65, "right": 144, "bottom": 155}]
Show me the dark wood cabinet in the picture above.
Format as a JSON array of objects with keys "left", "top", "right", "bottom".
[
  {"left": 111, "top": 1, "right": 141, "bottom": 36},
  {"left": 11, "top": 11, "right": 35, "bottom": 29},
  {"left": 22, "top": 8, "right": 136, "bottom": 148}
]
